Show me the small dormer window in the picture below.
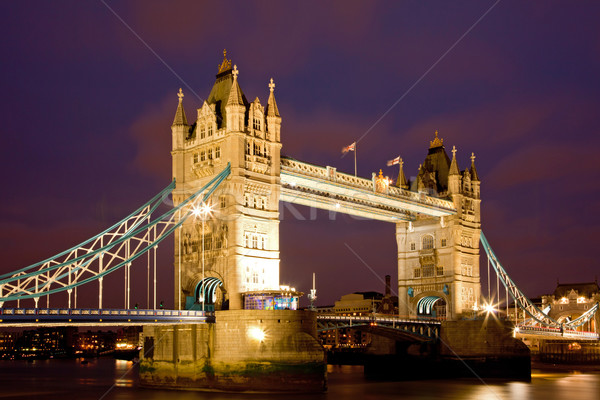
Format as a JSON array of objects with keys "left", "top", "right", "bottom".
[
  {"left": 253, "top": 118, "right": 260, "bottom": 130},
  {"left": 200, "top": 125, "right": 206, "bottom": 139}
]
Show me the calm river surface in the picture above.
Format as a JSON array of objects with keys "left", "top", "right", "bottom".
[{"left": 0, "top": 359, "right": 598, "bottom": 400}]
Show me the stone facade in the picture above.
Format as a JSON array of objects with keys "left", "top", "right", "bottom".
[
  {"left": 139, "top": 310, "right": 326, "bottom": 392},
  {"left": 171, "top": 52, "right": 282, "bottom": 310},
  {"left": 397, "top": 133, "right": 481, "bottom": 319}
]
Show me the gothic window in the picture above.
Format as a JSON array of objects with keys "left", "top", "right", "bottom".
[
  {"left": 252, "top": 271, "right": 259, "bottom": 284},
  {"left": 207, "top": 148, "right": 213, "bottom": 160},
  {"left": 252, "top": 236, "right": 258, "bottom": 249},
  {"left": 244, "top": 194, "right": 249, "bottom": 207},
  {"left": 193, "top": 153, "right": 199, "bottom": 163},
  {"left": 207, "top": 125, "right": 213, "bottom": 137},
  {"left": 200, "top": 151, "right": 206, "bottom": 162},
  {"left": 214, "top": 236, "right": 222, "bottom": 249},
  {"left": 422, "top": 264, "right": 434, "bottom": 278},
  {"left": 436, "top": 266, "right": 444, "bottom": 276},
  {"left": 410, "top": 242, "right": 416, "bottom": 251},
  {"left": 253, "top": 118, "right": 260, "bottom": 130},
  {"left": 260, "top": 197, "right": 266, "bottom": 210},
  {"left": 441, "top": 238, "right": 447, "bottom": 247},
  {"left": 254, "top": 143, "right": 261, "bottom": 156},
  {"left": 215, "top": 146, "right": 221, "bottom": 159},
  {"left": 246, "top": 142, "right": 251, "bottom": 155},
  {"left": 220, "top": 195, "right": 226, "bottom": 209},
  {"left": 261, "top": 236, "right": 266, "bottom": 250},
  {"left": 422, "top": 235, "right": 434, "bottom": 250},
  {"left": 245, "top": 233, "right": 251, "bottom": 248},
  {"left": 413, "top": 268, "right": 421, "bottom": 278},
  {"left": 200, "top": 125, "right": 206, "bottom": 139}
]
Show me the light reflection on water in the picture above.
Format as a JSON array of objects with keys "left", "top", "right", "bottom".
[{"left": 0, "top": 359, "right": 597, "bottom": 400}]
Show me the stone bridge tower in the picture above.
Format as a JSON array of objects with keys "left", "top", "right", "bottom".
[
  {"left": 396, "top": 132, "right": 481, "bottom": 320},
  {"left": 171, "top": 51, "right": 282, "bottom": 310}
]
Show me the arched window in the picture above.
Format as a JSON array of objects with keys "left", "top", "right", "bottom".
[{"left": 422, "top": 235, "right": 434, "bottom": 250}]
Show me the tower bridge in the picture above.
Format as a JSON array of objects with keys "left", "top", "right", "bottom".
[{"left": 0, "top": 51, "right": 598, "bottom": 391}]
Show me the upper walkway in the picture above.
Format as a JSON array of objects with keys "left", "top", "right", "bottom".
[{"left": 280, "top": 157, "right": 456, "bottom": 222}]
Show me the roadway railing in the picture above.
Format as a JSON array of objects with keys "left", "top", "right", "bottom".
[
  {"left": 0, "top": 308, "right": 215, "bottom": 325},
  {"left": 516, "top": 325, "right": 599, "bottom": 340}
]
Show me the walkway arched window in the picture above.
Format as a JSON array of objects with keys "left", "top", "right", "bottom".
[{"left": 422, "top": 235, "right": 434, "bottom": 250}]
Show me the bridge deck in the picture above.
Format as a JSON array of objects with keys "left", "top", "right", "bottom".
[
  {"left": 280, "top": 157, "right": 455, "bottom": 222},
  {"left": 516, "top": 325, "right": 599, "bottom": 341},
  {"left": 0, "top": 308, "right": 214, "bottom": 327}
]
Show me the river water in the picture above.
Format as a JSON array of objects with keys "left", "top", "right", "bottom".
[{"left": 0, "top": 359, "right": 598, "bottom": 400}]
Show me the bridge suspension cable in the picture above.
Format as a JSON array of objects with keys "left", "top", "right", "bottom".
[
  {"left": 480, "top": 232, "right": 598, "bottom": 330},
  {"left": 0, "top": 163, "right": 231, "bottom": 307}
]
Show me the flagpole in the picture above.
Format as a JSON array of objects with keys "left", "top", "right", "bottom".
[{"left": 354, "top": 143, "right": 357, "bottom": 177}]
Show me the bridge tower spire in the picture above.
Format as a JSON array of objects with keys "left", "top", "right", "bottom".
[
  {"left": 396, "top": 131, "right": 481, "bottom": 320},
  {"left": 171, "top": 52, "right": 282, "bottom": 311}
]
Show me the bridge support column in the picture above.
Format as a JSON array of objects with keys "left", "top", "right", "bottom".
[{"left": 140, "top": 310, "right": 326, "bottom": 392}]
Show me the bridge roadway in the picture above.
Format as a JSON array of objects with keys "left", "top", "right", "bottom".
[
  {"left": 0, "top": 308, "right": 214, "bottom": 327},
  {"left": 316, "top": 314, "right": 442, "bottom": 341},
  {"left": 515, "top": 325, "right": 599, "bottom": 341},
  {"left": 280, "top": 157, "right": 456, "bottom": 222}
]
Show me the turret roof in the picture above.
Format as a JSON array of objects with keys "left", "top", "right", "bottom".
[
  {"left": 172, "top": 88, "right": 188, "bottom": 126},
  {"left": 266, "top": 78, "right": 280, "bottom": 118}
]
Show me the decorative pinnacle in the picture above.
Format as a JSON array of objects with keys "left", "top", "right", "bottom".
[
  {"left": 223, "top": 48, "right": 227, "bottom": 58},
  {"left": 379, "top": 169, "right": 384, "bottom": 178},
  {"left": 452, "top": 145, "right": 457, "bottom": 158},
  {"left": 471, "top": 152, "right": 476, "bottom": 163},
  {"left": 177, "top": 88, "right": 184, "bottom": 102},
  {"left": 269, "top": 78, "right": 275, "bottom": 92},
  {"left": 429, "top": 130, "right": 444, "bottom": 148},
  {"left": 232, "top": 65, "right": 239, "bottom": 80}
]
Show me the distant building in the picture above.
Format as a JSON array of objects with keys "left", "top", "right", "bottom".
[
  {"left": 0, "top": 332, "right": 16, "bottom": 357},
  {"left": 541, "top": 280, "right": 600, "bottom": 333}
]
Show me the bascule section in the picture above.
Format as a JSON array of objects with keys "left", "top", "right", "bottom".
[
  {"left": 171, "top": 51, "right": 282, "bottom": 311},
  {"left": 396, "top": 132, "right": 481, "bottom": 320}
]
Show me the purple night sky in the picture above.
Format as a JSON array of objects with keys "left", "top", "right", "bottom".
[{"left": 1, "top": 1, "right": 599, "bottom": 309}]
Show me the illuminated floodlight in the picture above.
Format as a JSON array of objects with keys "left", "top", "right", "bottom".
[
  {"left": 335, "top": 202, "right": 341, "bottom": 209},
  {"left": 484, "top": 304, "right": 496, "bottom": 314},
  {"left": 248, "top": 327, "right": 266, "bottom": 342},
  {"left": 192, "top": 202, "right": 214, "bottom": 218}
]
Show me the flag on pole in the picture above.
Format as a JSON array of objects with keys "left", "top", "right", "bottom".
[
  {"left": 387, "top": 156, "right": 400, "bottom": 167},
  {"left": 341, "top": 142, "right": 356, "bottom": 154}
]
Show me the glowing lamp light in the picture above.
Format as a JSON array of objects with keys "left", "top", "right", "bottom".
[
  {"left": 484, "top": 304, "right": 496, "bottom": 314},
  {"left": 248, "top": 327, "right": 266, "bottom": 342}
]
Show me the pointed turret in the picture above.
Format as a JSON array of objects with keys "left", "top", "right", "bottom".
[
  {"left": 266, "top": 78, "right": 280, "bottom": 118},
  {"left": 448, "top": 145, "right": 461, "bottom": 195},
  {"left": 172, "top": 88, "right": 188, "bottom": 126},
  {"left": 470, "top": 152, "right": 480, "bottom": 199},
  {"left": 396, "top": 158, "right": 408, "bottom": 189},
  {"left": 225, "top": 65, "right": 246, "bottom": 132},
  {"left": 266, "top": 78, "right": 282, "bottom": 142},
  {"left": 449, "top": 145, "right": 460, "bottom": 176},
  {"left": 470, "top": 152, "right": 480, "bottom": 181},
  {"left": 171, "top": 88, "right": 189, "bottom": 151},
  {"left": 226, "top": 65, "right": 245, "bottom": 107}
]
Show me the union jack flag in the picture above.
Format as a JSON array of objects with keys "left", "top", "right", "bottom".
[{"left": 341, "top": 142, "right": 356, "bottom": 154}]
